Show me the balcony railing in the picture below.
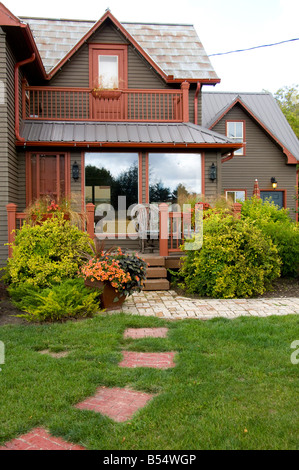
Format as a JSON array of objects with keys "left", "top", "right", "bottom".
[{"left": 23, "top": 85, "right": 187, "bottom": 122}]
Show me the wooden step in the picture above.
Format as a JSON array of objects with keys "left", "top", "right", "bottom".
[
  {"left": 143, "top": 278, "right": 170, "bottom": 291},
  {"left": 147, "top": 267, "right": 167, "bottom": 278},
  {"left": 141, "top": 255, "right": 165, "bottom": 267}
]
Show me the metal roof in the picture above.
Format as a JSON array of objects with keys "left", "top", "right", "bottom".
[
  {"left": 19, "top": 16, "right": 219, "bottom": 81},
  {"left": 202, "top": 91, "right": 299, "bottom": 161},
  {"left": 20, "top": 121, "right": 235, "bottom": 147}
]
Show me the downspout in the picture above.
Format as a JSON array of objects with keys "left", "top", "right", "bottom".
[
  {"left": 194, "top": 82, "right": 202, "bottom": 125},
  {"left": 14, "top": 53, "right": 36, "bottom": 142}
]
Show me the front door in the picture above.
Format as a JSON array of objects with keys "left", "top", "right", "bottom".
[
  {"left": 90, "top": 45, "right": 127, "bottom": 120},
  {"left": 260, "top": 191, "right": 284, "bottom": 209}
]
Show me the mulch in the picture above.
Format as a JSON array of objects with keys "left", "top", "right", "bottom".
[{"left": 1, "top": 277, "right": 299, "bottom": 326}]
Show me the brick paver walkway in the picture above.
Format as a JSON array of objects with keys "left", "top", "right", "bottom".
[
  {"left": 0, "top": 428, "right": 85, "bottom": 450},
  {"left": 119, "top": 351, "right": 176, "bottom": 369},
  {"left": 75, "top": 386, "right": 154, "bottom": 422},
  {"left": 113, "top": 290, "right": 299, "bottom": 320}
]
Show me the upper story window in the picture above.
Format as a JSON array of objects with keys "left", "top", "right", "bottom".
[
  {"left": 226, "top": 121, "right": 245, "bottom": 155},
  {"left": 98, "top": 55, "right": 119, "bottom": 88}
]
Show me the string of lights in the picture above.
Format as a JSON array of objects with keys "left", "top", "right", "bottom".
[{"left": 208, "top": 38, "right": 299, "bottom": 57}]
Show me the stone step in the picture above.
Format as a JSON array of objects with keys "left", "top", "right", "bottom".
[
  {"left": 141, "top": 255, "right": 165, "bottom": 267},
  {"left": 143, "top": 278, "right": 170, "bottom": 291},
  {"left": 147, "top": 267, "right": 167, "bottom": 278}
]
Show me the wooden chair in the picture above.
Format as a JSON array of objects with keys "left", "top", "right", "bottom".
[{"left": 130, "top": 204, "right": 159, "bottom": 253}]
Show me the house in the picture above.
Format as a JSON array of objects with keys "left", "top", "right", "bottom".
[
  {"left": 202, "top": 91, "right": 299, "bottom": 214},
  {"left": 0, "top": 3, "right": 298, "bottom": 279}
]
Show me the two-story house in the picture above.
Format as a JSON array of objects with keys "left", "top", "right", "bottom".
[{"left": 0, "top": 3, "right": 298, "bottom": 277}]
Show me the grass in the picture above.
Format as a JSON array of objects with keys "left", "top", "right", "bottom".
[{"left": 0, "top": 313, "right": 298, "bottom": 450}]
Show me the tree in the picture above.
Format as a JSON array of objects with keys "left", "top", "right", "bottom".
[{"left": 273, "top": 85, "right": 299, "bottom": 138}]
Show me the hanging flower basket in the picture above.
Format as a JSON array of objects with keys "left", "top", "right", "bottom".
[
  {"left": 91, "top": 89, "right": 122, "bottom": 100},
  {"left": 84, "top": 278, "right": 126, "bottom": 310}
]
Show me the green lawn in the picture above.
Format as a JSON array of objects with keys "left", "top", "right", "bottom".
[{"left": 0, "top": 313, "right": 298, "bottom": 450}]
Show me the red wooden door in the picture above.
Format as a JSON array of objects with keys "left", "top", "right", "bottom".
[{"left": 90, "top": 45, "right": 127, "bottom": 120}]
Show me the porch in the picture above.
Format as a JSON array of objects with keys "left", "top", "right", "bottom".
[{"left": 6, "top": 202, "right": 242, "bottom": 290}]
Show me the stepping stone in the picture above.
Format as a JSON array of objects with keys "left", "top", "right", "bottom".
[
  {"left": 119, "top": 351, "right": 176, "bottom": 369},
  {"left": 0, "top": 428, "right": 85, "bottom": 450},
  {"left": 75, "top": 387, "right": 154, "bottom": 422},
  {"left": 124, "top": 328, "right": 169, "bottom": 339},
  {"left": 39, "top": 349, "right": 69, "bottom": 358}
]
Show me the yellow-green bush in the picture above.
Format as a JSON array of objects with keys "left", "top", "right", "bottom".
[
  {"left": 179, "top": 210, "right": 281, "bottom": 298},
  {"left": 6, "top": 217, "right": 93, "bottom": 288}
]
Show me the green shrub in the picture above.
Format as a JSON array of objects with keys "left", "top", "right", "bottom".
[
  {"left": 6, "top": 217, "right": 93, "bottom": 288},
  {"left": 8, "top": 278, "right": 99, "bottom": 322},
  {"left": 241, "top": 197, "right": 299, "bottom": 277},
  {"left": 179, "top": 210, "right": 281, "bottom": 298}
]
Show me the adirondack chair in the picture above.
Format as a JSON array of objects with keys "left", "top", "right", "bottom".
[{"left": 130, "top": 203, "right": 159, "bottom": 253}]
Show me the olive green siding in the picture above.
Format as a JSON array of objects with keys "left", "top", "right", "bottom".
[
  {"left": 0, "top": 30, "right": 20, "bottom": 267},
  {"left": 212, "top": 104, "right": 297, "bottom": 218}
]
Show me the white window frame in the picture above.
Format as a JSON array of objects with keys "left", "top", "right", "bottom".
[
  {"left": 226, "top": 121, "right": 245, "bottom": 155},
  {"left": 225, "top": 190, "right": 246, "bottom": 203}
]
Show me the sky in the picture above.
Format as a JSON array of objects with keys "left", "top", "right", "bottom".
[{"left": 4, "top": 0, "right": 299, "bottom": 93}]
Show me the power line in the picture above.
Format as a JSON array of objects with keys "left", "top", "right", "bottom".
[{"left": 208, "top": 38, "right": 299, "bottom": 57}]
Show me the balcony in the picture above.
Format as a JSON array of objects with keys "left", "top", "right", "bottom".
[{"left": 22, "top": 84, "right": 189, "bottom": 123}]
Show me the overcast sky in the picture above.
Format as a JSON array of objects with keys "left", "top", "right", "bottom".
[{"left": 5, "top": 0, "right": 299, "bottom": 93}]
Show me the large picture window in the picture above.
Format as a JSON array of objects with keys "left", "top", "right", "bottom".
[
  {"left": 85, "top": 152, "right": 139, "bottom": 234},
  {"left": 148, "top": 153, "right": 202, "bottom": 207}
]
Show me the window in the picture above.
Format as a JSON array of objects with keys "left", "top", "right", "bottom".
[
  {"left": 225, "top": 190, "right": 246, "bottom": 203},
  {"left": 148, "top": 153, "right": 202, "bottom": 206},
  {"left": 226, "top": 121, "right": 245, "bottom": 155},
  {"left": 26, "top": 152, "right": 71, "bottom": 205},
  {"left": 98, "top": 55, "right": 118, "bottom": 88}
]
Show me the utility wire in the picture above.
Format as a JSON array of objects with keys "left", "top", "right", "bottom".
[{"left": 208, "top": 38, "right": 299, "bottom": 56}]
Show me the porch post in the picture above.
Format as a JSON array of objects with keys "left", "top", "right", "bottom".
[
  {"left": 159, "top": 203, "right": 169, "bottom": 257},
  {"left": 180, "top": 81, "right": 190, "bottom": 123},
  {"left": 6, "top": 203, "right": 17, "bottom": 258},
  {"left": 86, "top": 203, "right": 95, "bottom": 239},
  {"left": 233, "top": 203, "right": 242, "bottom": 219}
]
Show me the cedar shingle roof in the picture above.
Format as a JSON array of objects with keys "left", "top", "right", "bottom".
[{"left": 19, "top": 15, "right": 219, "bottom": 81}]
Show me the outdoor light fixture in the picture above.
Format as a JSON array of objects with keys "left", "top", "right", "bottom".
[
  {"left": 271, "top": 177, "right": 278, "bottom": 189},
  {"left": 72, "top": 161, "right": 79, "bottom": 181},
  {"left": 209, "top": 163, "right": 217, "bottom": 181}
]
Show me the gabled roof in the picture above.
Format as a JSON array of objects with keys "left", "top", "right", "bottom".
[
  {"left": 202, "top": 91, "right": 299, "bottom": 163},
  {"left": 19, "top": 121, "right": 239, "bottom": 153},
  {"left": 20, "top": 10, "right": 219, "bottom": 83}
]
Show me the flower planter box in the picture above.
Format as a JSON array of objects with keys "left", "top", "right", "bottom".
[
  {"left": 84, "top": 278, "right": 126, "bottom": 310},
  {"left": 91, "top": 89, "right": 122, "bottom": 100},
  {"left": 31, "top": 213, "right": 70, "bottom": 224}
]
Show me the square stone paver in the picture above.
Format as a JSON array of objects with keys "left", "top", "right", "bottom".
[
  {"left": 123, "top": 328, "right": 169, "bottom": 339},
  {"left": 119, "top": 351, "right": 176, "bottom": 369},
  {"left": 75, "top": 387, "right": 154, "bottom": 422},
  {"left": 0, "top": 428, "right": 85, "bottom": 450}
]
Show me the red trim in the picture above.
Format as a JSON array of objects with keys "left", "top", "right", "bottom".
[
  {"left": 260, "top": 189, "right": 287, "bottom": 208},
  {"left": 225, "top": 120, "right": 246, "bottom": 156},
  {"left": 17, "top": 141, "right": 242, "bottom": 151},
  {"left": 14, "top": 54, "right": 36, "bottom": 141},
  {"left": 138, "top": 153, "right": 143, "bottom": 203},
  {"left": 221, "top": 153, "right": 234, "bottom": 163},
  {"left": 47, "top": 10, "right": 168, "bottom": 82},
  {"left": 210, "top": 97, "right": 297, "bottom": 164},
  {"left": 145, "top": 153, "right": 149, "bottom": 204}
]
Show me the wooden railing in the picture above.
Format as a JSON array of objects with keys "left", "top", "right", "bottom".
[{"left": 23, "top": 85, "right": 186, "bottom": 122}]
